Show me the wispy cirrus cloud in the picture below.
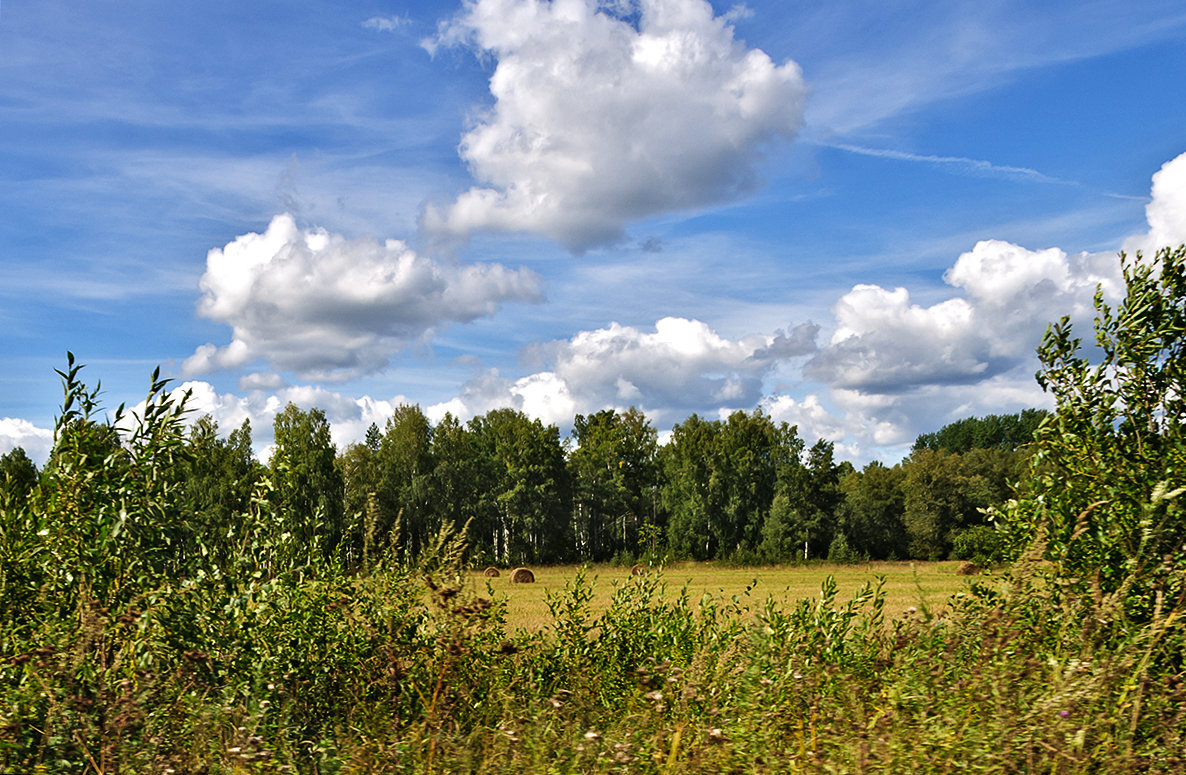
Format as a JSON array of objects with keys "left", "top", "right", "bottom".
[
  {"left": 363, "top": 15, "right": 411, "bottom": 33},
  {"left": 819, "top": 142, "right": 1072, "bottom": 184},
  {"left": 795, "top": 1, "right": 1186, "bottom": 136}
]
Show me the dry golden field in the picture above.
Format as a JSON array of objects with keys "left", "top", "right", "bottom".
[{"left": 473, "top": 561, "right": 979, "bottom": 632}]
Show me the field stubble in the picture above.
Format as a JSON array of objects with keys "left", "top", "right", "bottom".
[{"left": 478, "top": 560, "right": 972, "bottom": 632}]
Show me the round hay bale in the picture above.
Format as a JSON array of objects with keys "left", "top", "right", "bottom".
[
  {"left": 483, "top": 566, "right": 500, "bottom": 578},
  {"left": 956, "top": 561, "right": 980, "bottom": 576},
  {"left": 630, "top": 564, "right": 647, "bottom": 576},
  {"left": 510, "top": 567, "right": 535, "bottom": 584}
]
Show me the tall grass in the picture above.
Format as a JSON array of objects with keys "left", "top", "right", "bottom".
[{"left": 4, "top": 539, "right": 1183, "bottom": 772}]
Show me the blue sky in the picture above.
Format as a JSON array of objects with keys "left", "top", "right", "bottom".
[{"left": 3, "top": 0, "right": 1186, "bottom": 464}]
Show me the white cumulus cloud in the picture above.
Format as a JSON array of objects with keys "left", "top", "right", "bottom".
[
  {"left": 183, "top": 214, "right": 542, "bottom": 381},
  {"left": 805, "top": 240, "right": 1121, "bottom": 393},
  {"left": 422, "top": 0, "right": 806, "bottom": 250},
  {"left": 431, "top": 317, "right": 817, "bottom": 426},
  {"left": 759, "top": 392, "right": 849, "bottom": 447},
  {"left": 171, "top": 381, "right": 415, "bottom": 459},
  {"left": 1124, "top": 151, "right": 1186, "bottom": 256},
  {"left": 0, "top": 418, "right": 54, "bottom": 465}
]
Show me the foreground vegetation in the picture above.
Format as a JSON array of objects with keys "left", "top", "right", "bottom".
[{"left": 2, "top": 246, "right": 1185, "bottom": 772}]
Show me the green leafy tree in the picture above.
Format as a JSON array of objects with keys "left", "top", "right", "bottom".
[
  {"left": 762, "top": 438, "right": 843, "bottom": 561},
  {"left": 468, "top": 409, "right": 572, "bottom": 564},
  {"left": 431, "top": 413, "right": 487, "bottom": 556},
  {"left": 569, "top": 408, "right": 660, "bottom": 561},
  {"left": 801, "top": 439, "right": 843, "bottom": 559},
  {"left": 337, "top": 439, "right": 381, "bottom": 565},
  {"left": 377, "top": 404, "right": 436, "bottom": 559},
  {"left": 759, "top": 490, "right": 801, "bottom": 561},
  {"left": 30, "top": 355, "right": 194, "bottom": 609},
  {"left": 902, "top": 446, "right": 1020, "bottom": 560},
  {"left": 838, "top": 461, "right": 908, "bottom": 560},
  {"left": 714, "top": 410, "right": 786, "bottom": 559},
  {"left": 270, "top": 402, "right": 344, "bottom": 564},
  {"left": 0, "top": 447, "right": 38, "bottom": 510},
  {"left": 179, "top": 415, "right": 258, "bottom": 569},
  {"left": 913, "top": 409, "right": 1050, "bottom": 454},
  {"left": 902, "top": 449, "right": 969, "bottom": 559},
  {"left": 665, "top": 410, "right": 805, "bottom": 561},
  {"left": 1000, "top": 246, "right": 1186, "bottom": 619},
  {"left": 662, "top": 414, "right": 721, "bottom": 560},
  {"left": 365, "top": 421, "right": 381, "bottom": 451}
]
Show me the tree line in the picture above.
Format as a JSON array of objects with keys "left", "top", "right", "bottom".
[{"left": 1, "top": 394, "right": 1047, "bottom": 568}]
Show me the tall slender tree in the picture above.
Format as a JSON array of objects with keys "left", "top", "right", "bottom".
[
  {"left": 180, "top": 415, "right": 258, "bottom": 569},
  {"left": 569, "top": 407, "right": 659, "bottom": 561},
  {"left": 377, "top": 404, "right": 436, "bottom": 558},
  {"left": 270, "top": 403, "right": 344, "bottom": 564}
]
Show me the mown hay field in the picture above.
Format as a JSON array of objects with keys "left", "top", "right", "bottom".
[{"left": 475, "top": 560, "right": 976, "bottom": 631}]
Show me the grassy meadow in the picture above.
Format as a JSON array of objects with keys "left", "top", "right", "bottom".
[{"left": 481, "top": 561, "right": 972, "bottom": 631}]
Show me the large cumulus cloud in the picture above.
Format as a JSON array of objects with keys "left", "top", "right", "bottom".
[
  {"left": 429, "top": 317, "right": 818, "bottom": 426},
  {"left": 183, "top": 214, "right": 541, "bottom": 383},
  {"left": 804, "top": 241, "right": 1121, "bottom": 393},
  {"left": 422, "top": 0, "right": 806, "bottom": 250}
]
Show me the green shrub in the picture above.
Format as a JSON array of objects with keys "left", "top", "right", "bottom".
[
  {"left": 951, "top": 524, "right": 1004, "bottom": 565},
  {"left": 826, "top": 531, "right": 865, "bottom": 563},
  {"left": 998, "top": 246, "right": 1186, "bottom": 622}
]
